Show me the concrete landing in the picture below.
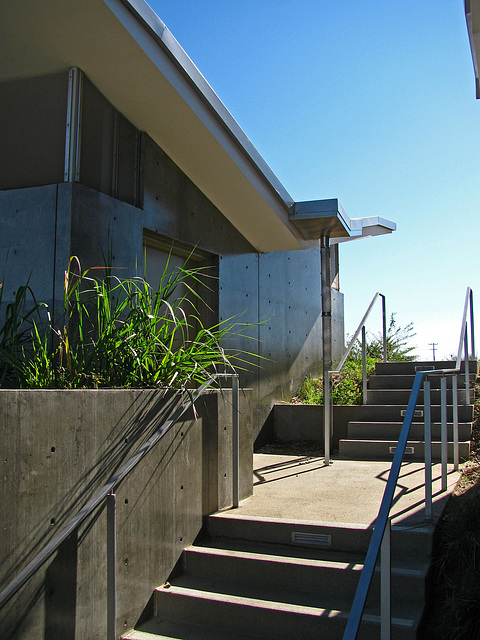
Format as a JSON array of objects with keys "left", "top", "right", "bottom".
[{"left": 225, "top": 453, "right": 461, "bottom": 527}]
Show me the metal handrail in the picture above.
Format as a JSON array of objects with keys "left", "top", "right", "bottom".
[
  {"left": 343, "top": 287, "right": 475, "bottom": 639},
  {"left": 0, "top": 372, "right": 240, "bottom": 637},
  {"left": 324, "top": 292, "right": 387, "bottom": 464}
]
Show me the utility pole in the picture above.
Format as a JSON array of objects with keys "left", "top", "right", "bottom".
[{"left": 429, "top": 342, "right": 438, "bottom": 361}]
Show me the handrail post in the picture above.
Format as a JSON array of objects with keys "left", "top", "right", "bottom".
[
  {"left": 469, "top": 289, "right": 475, "bottom": 358},
  {"left": 381, "top": 518, "right": 391, "bottom": 640},
  {"left": 107, "top": 493, "right": 116, "bottom": 640},
  {"left": 324, "top": 373, "right": 331, "bottom": 466},
  {"left": 362, "top": 326, "right": 367, "bottom": 405},
  {"left": 440, "top": 376, "right": 447, "bottom": 492},
  {"left": 464, "top": 329, "right": 471, "bottom": 406},
  {"left": 232, "top": 375, "right": 240, "bottom": 508},
  {"left": 381, "top": 294, "right": 387, "bottom": 363},
  {"left": 424, "top": 379, "right": 432, "bottom": 520},
  {"left": 452, "top": 375, "right": 459, "bottom": 471}
]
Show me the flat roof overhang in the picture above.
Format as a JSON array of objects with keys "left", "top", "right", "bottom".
[
  {"left": 290, "top": 199, "right": 396, "bottom": 243},
  {"left": 466, "top": 0, "right": 480, "bottom": 98},
  {"left": 1, "top": 0, "right": 304, "bottom": 252}
]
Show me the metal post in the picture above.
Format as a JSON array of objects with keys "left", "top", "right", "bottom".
[
  {"left": 382, "top": 295, "right": 387, "bottom": 363},
  {"left": 424, "top": 379, "right": 432, "bottom": 520},
  {"left": 64, "top": 67, "right": 82, "bottom": 183},
  {"left": 440, "top": 377, "right": 447, "bottom": 492},
  {"left": 324, "top": 374, "right": 331, "bottom": 466},
  {"left": 470, "top": 289, "right": 475, "bottom": 359},
  {"left": 381, "top": 518, "right": 391, "bottom": 640},
  {"left": 465, "top": 329, "right": 471, "bottom": 406},
  {"left": 452, "top": 375, "right": 459, "bottom": 471},
  {"left": 321, "top": 236, "right": 332, "bottom": 464},
  {"left": 232, "top": 375, "right": 240, "bottom": 509},
  {"left": 107, "top": 493, "right": 116, "bottom": 640},
  {"left": 362, "top": 325, "right": 367, "bottom": 405}
]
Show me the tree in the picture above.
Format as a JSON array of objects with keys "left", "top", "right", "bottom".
[{"left": 349, "top": 313, "right": 417, "bottom": 363}]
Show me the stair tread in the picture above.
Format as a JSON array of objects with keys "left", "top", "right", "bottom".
[
  {"left": 154, "top": 583, "right": 422, "bottom": 623},
  {"left": 189, "top": 540, "right": 429, "bottom": 572},
  {"left": 126, "top": 605, "right": 417, "bottom": 640},
  {"left": 340, "top": 438, "right": 470, "bottom": 444},
  {"left": 348, "top": 420, "right": 472, "bottom": 425},
  {"left": 123, "top": 618, "right": 260, "bottom": 640}
]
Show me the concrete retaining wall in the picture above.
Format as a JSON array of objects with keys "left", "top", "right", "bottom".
[
  {"left": 0, "top": 388, "right": 252, "bottom": 640},
  {"left": 273, "top": 403, "right": 359, "bottom": 450}
]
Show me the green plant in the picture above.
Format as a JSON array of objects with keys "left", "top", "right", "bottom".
[
  {"left": 293, "top": 358, "right": 377, "bottom": 406},
  {"left": 0, "top": 278, "right": 45, "bottom": 387},
  {"left": 291, "top": 315, "right": 417, "bottom": 406},
  {"left": 5, "top": 257, "right": 257, "bottom": 389},
  {"left": 349, "top": 313, "right": 417, "bottom": 363}
]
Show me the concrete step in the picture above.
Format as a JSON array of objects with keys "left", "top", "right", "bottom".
[
  {"left": 366, "top": 388, "right": 468, "bottom": 405},
  {"left": 123, "top": 516, "right": 431, "bottom": 640},
  {"left": 181, "top": 544, "right": 427, "bottom": 607},
  {"left": 340, "top": 403, "right": 474, "bottom": 423},
  {"left": 207, "top": 514, "right": 434, "bottom": 564},
  {"left": 338, "top": 439, "right": 470, "bottom": 462},
  {"left": 347, "top": 421, "right": 472, "bottom": 441},
  {"left": 369, "top": 374, "right": 474, "bottom": 390},
  {"left": 374, "top": 360, "right": 477, "bottom": 376},
  {"left": 150, "top": 583, "right": 418, "bottom": 640},
  {"left": 123, "top": 618, "right": 260, "bottom": 639}
]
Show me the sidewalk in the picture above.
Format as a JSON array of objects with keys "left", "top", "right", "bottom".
[{"left": 232, "top": 453, "right": 461, "bottom": 528}]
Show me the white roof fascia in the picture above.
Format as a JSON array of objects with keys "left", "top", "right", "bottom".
[
  {"left": 120, "top": 0, "right": 295, "bottom": 206},
  {"left": 290, "top": 199, "right": 396, "bottom": 243},
  {"left": 330, "top": 216, "right": 396, "bottom": 244}
]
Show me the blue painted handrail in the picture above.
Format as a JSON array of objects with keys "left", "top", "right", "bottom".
[{"left": 343, "top": 287, "right": 475, "bottom": 639}]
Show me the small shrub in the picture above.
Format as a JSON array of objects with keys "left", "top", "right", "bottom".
[
  {"left": 291, "top": 315, "right": 417, "bottom": 406},
  {"left": 293, "top": 358, "right": 376, "bottom": 406}
]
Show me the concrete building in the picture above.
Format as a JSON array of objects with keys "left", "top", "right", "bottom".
[
  {"left": 0, "top": 0, "right": 394, "bottom": 440},
  {"left": 0, "top": 2, "right": 399, "bottom": 637}
]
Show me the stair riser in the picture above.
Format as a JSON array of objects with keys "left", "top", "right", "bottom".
[
  {"left": 366, "top": 389, "right": 468, "bottom": 405},
  {"left": 347, "top": 423, "right": 472, "bottom": 441},
  {"left": 208, "top": 517, "right": 373, "bottom": 553},
  {"left": 207, "top": 516, "right": 433, "bottom": 561},
  {"left": 339, "top": 440, "right": 470, "bottom": 462},
  {"left": 369, "top": 375, "right": 475, "bottom": 390},
  {"left": 347, "top": 405, "right": 474, "bottom": 423},
  {"left": 374, "top": 361, "right": 477, "bottom": 376},
  {"left": 153, "top": 589, "right": 416, "bottom": 640},
  {"left": 184, "top": 550, "right": 360, "bottom": 600},
  {"left": 183, "top": 549, "right": 425, "bottom": 608}
]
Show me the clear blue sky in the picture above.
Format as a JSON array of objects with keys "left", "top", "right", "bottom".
[{"left": 148, "top": 0, "right": 480, "bottom": 360}]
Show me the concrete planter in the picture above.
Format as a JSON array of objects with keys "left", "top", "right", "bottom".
[{"left": 0, "top": 387, "right": 252, "bottom": 640}]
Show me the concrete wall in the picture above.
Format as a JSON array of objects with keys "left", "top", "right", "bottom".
[
  {"left": 273, "top": 403, "right": 358, "bottom": 450},
  {"left": 219, "top": 251, "right": 345, "bottom": 437},
  {"left": 0, "top": 388, "right": 252, "bottom": 640},
  {"left": 0, "top": 182, "right": 143, "bottom": 325}
]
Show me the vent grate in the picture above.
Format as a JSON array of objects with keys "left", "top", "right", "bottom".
[
  {"left": 401, "top": 409, "right": 423, "bottom": 418},
  {"left": 291, "top": 532, "right": 331, "bottom": 547},
  {"left": 389, "top": 446, "right": 415, "bottom": 455}
]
